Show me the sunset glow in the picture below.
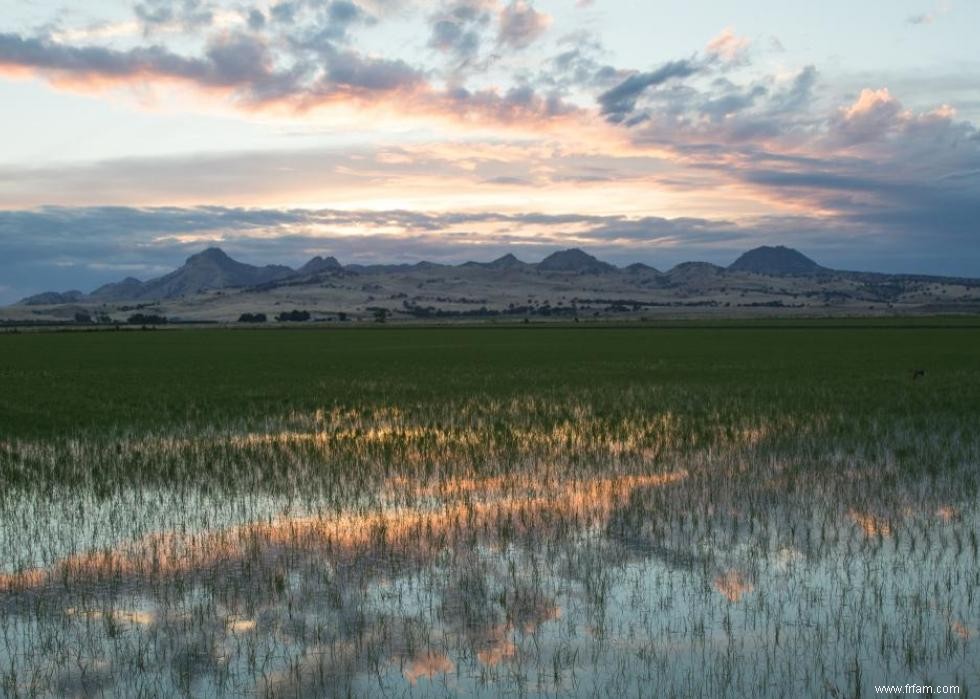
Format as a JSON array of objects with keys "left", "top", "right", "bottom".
[{"left": 0, "top": 0, "right": 978, "bottom": 301}]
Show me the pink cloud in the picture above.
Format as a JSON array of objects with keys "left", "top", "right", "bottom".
[
  {"left": 498, "top": 1, "right": 551, "bottom": 49},
  {"left": 706, "top": 28, "right": 751, "bottom": 63}
]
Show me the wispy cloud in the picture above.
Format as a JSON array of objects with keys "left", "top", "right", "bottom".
[{"left": 907, "top": 0, "right": 952, "bottom": 25}]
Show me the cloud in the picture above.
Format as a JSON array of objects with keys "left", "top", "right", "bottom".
[
  {"left": 247, "top": 8, "right": 267, "bottom": 30},
  {"left": 0, "top": 30, "right": 304, "bottom": 103},
  {"left": 542, "top": 32, "right": 625, "bottom": 93},
  {"left": 907, "top": 1, "right": 951, "bottom": 25},
  {"left": 0, "top": 17, "right": 580, "bottom": 129},
  {"left": 705, "top": 28, "right": 750, "bottom": 64},
  {"left": 134, "top": 0, "right": 215, "bottom": 32},
  {"left": 497, "top": 1, "right": 551, "bottom": 49},
  {"left": 830, "top": 87, "right": 966, "bottom": 148},
  {"left": 282, "top": 0, "right": 374, "bottom": 46},
  {"left": 730, "top": 95, "right": 980, "bottom": 244},
  {"left": 597, "top": 59, "right": 701, "bottom": 122},
  {"left": 699, "top": 81, "right": 768, "bottom": 123},
  {"left": 427, "top": 1, "right": 494, "bottom": 65},
  {"left": 599, "top": 59, "right": 980, "bottom": 264},
  {"left": 771, "top": 65, "right": 818, "bottom": 112},
  {"left": 841, "top": 87, "right": 897, "bottom": 119},
  {"left": 320, "top": 48, "right": 423, "bottom": 92},
  {"left": 429, "top": 18, "right": 471, "bottom": 54},
  {"left": 270, "top": 2, "right": 300, "bottom": 24},
  {"left": 834, "top": 88, "right": 904, "bottom": 144}
]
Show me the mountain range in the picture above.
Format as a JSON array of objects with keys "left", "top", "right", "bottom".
[
  {"left": 8, "top": 245, "right": 980, "bottom": 322},
  {"left": 19, "top": 246, "right": 831, "bottom": 305}
]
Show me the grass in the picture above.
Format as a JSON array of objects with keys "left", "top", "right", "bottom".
[
  {"left": 0, "top": 322, "right": 978, "bottom": 697},
  {"left": 1, "top": 322, "right": 976, "bottom": 440}
]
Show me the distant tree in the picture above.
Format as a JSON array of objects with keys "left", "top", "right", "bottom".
[
  {"left": 275, "top": 310, "right": 310, "bottom": 322},
  {"left": 338, "top": 312, "right": 348, "bottom": 322},
  {"left": 127, "top": 313, "right": 167, "bottom": 325},
  {"left": 373, "top": 308, "right": 388, "bottom": 323},
  {"left": 238, "top": 313, "right": 267, "bottom": 323},
  {"left": 74, "top": 311, "right": 92, "bottom": 323}
]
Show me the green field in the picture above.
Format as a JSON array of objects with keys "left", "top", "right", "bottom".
[
  {"left": 2, "top": 322, "right": 978, "bottom": 439},
  {"left": 1, "top": 323, "right": 978, "bottom": 697}
]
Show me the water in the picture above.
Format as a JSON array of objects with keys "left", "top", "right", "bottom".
[{"left": 1, "top": 456, "right": 976, "bottom": 697}]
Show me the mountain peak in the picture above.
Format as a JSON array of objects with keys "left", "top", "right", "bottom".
[
  {"left": 488, "top": 253, "right": 526, "bottom": 268},
  {"left": 537, "top": 248, "right": 615, "bottom": 273},
  {"left": 19, "top": 290, "right": 84, "bottom": 306},
  {"left": 128, "top": 248, "right": 296, "bottom": 300},
  {"left": 462, "top": 253, "right": 527, "bottom": 270},
  {"left": 186, "top": 247, "right": 233, "bottom": 266},
  {"left": 728, "top": 245, "right": 824, "bottom": 276},
  {"left": 624, "top": 262, "right": 660, "bottom": 274},
  {"left": 299, "top": 255, "right": 342, "bottom": 275},
  {"left": 668, "top": 261, "right": 724, "bottom": 278}
]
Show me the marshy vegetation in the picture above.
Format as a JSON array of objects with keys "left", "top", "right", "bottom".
[{"left": 0, "top": 323, "right": 978, "bottom": 696}]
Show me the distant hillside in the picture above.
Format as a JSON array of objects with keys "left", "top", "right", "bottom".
[
  {"left": 463, "top": 253, "right": 529, "bottom": 270},
  {"left": 728, "top": 246, "right": 824, "bottom": 276},
  {"left": 667, "top": 261, "right": 725, "bottom": 282},
  {"left": 20, "top": 290, "right": 84, "bottom": 306},
  {"left": 89, "top": 277, "right": 145, "bottom": 301},
  {"left": 537, "top": 249, "right": 616, "bottom": 273}
]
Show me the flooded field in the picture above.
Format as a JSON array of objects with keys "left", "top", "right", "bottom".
[{"left": 0, "top": 326, "right": 978, "bottom": 696}]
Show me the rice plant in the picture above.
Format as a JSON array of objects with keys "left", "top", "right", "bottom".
[{"left": 0, "top": 324, "right": 977, "bottom": 697}]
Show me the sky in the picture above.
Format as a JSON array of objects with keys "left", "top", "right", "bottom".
[{"left": 0, "top": 0, "right": 978, "bottom": 302}]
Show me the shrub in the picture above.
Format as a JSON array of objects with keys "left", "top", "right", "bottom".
[
  {"left": 275, "top": 310, "right": 310, "bottom": 322},
  {"left": 127, "top": 313, "right": 167, "bottom": 325}
]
